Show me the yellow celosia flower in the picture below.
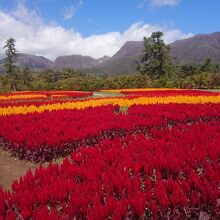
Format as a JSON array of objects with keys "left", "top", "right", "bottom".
[
  {"left": 0, "top": 94, "right": 48, "bottom": 101},
  {"left": 100, "top": 88, "right": 182, "bottom": 93},
  {"left": 0, "top": 95, "right": 220, "bottom": 116}
]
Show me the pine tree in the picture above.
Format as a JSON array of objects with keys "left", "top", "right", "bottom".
[
  {"left": 200, "top": 58, "right": 212, "bottom": 72},
  {"left": 3, "top": 38, "right": 18, "bottom": 91},
  {"left": 21, "top": 65, "right": 33, "bottom": 89},
  {"left": 138, "top": 32, "right": 173, "bottom": 80}
]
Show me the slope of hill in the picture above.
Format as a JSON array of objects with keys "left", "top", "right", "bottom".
[
  {"left": 170, "top": 32, "right": 220, "bottom": 64},
  {"left": 16, "top": 53, "right": 54, "bottom": 69},
  {"left": 110, "top": 41, "right": 144, "bottom": 61},
  {"left": 86, "top": 56, "right": 140, "bottom": 75},
  {"left": 91, "top": 41, "right": 143, "bottom": 75},
  {"left": 55, "top": 55, "right": 98, "bottom": 69},
  {"left": 97, "top": 32, "right": 220, "bottom": 74},
  {"left": 54, "top": 55, "right": 110, "bottom": 69},
  {"left": 0, "top": 53, "right": 54, "bottom": 73}
]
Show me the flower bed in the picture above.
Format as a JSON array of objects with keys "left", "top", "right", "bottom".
[
  {"left": 0, "top": 93, "right": 219, "bottom": 116},
  {"left": 121, "top": 90, "right": 219, "bottom": 96},
  {"left": 0, "top": 91, "right": 93, "bottom": 102},
  {"left": 0, "top": 104, "right": 219, "bottom": 162},
  {"left": 0, "top": 120, "right": 219, "bottom": 219},
  {"left": 0, "top": 89, "right": 219, "bottom": 219}
]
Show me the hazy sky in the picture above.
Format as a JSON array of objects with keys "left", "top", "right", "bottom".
[{"left": 0, "top": 0, "right": 219, "bottom": 60}]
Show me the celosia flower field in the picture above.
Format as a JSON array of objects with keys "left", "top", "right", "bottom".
[
  {"left": 0, "top": 90, "right": 93, "bottom": 102},
  {"left": 0, "top": 89, "right": 220, "bottom": 219}
]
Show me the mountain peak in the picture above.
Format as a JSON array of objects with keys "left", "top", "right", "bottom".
[
  {"left": 170, "top": 32, "right": 220, "bottom": 64},
  {"left": 110, "top": 41, "right": 144, "bottom": 61},
  {"left": 97, "top": 56, "right": 110, "bottom": 64},
  {"left": 54, "top": 54, "right": 110, "bottom": 69}
]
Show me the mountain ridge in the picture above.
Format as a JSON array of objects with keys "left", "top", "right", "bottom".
[
  {"left": 0, "top": 53, "right": 54, "bottom": 73},
  {"left": 0, "top": 32, "right": 220, "bottom": 74}
]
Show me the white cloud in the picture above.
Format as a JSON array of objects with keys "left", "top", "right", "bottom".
[
  {"left": 151, "top": 0, "right": 179, "bottom": 7},
  {"left": 137, "top": 0, "right": 147, "bottom": 9},
  {"left": 61, "top": 0, "right": 83, "bottom": 20},
  {"left": 0, "top": 3, "right": 192, "bottom": 61},
  {"left": 138, "top": 0, "right": 179, "bottom": 8}
]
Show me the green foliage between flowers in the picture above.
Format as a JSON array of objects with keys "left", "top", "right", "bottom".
[{"left": 0, "top": 67, "right": 219, "bottom": 93}]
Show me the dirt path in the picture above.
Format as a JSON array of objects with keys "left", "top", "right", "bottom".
[
  {"left": 0, "top": 148, "right": 66, "bottom": 190},
  {"left": 0, "top": 148, "right": 39, "bottom": 190}
]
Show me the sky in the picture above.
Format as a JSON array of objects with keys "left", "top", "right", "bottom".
[{"left": 0, "top": 0, "right": 219, "bottom": 60}]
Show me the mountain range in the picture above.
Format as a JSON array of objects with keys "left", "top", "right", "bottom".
[{"left": 0, "top": 32, "right": 220, "bottom": 75}]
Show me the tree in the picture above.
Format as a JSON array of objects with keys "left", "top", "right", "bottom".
[
  {"left": 3, "top": 37, "right": 18, "bottom": 91},
  {"left": 39, "top": 69, "right": 58, "bottom": 84},
  {"left": 138, "top": 31, "right": 173, "bottom": 80},
  {"left": 200, "top": 58, "right": 212, "bottom": 72},
  {"left": 178, "top": 64, "right": 199, "bottom": 77},
  {"left": 20, "top": 65, "right": 33, "bottom": 90}
]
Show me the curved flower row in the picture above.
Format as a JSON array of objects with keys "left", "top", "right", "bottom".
[
  {"left": 101, "top": 88, "right": 219, "bottom": 96},
  {"left": 0, "top": 120, "right": 219, "bottom": 219},
  {"left": 0, "top": 95, "right": 220, "bottom": 116},
  {"left": 100, "top": 88, "right": 182, "bottom": 93},
  {"left": 0, "top": 104, "right": 219, "bottom": 162},
  {"left": 0, "top": 91, "right": 93, "bottom": 102},
  {"left": 0, "top": 91, "right": 92, "bottom": 96},
  {"left": 0, "top": 94, "right": 48, "bottom": 101},
  {"left": 121, "top": 90, "right": 220, "bottom": 96},
  {"left": 0, "top": 99, "right": 78, "bottom": 108}
]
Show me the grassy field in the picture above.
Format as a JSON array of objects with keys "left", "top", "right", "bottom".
[
  {"left": 208, "top": 89, "right": 220, "bottom": 92},
  {"left": 92, "top": 91, "right": 123, "bottom": 97}
]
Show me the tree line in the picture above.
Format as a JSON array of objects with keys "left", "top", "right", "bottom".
[{"left": 0, "top": 34, "right": 220, "bottom": 93}]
